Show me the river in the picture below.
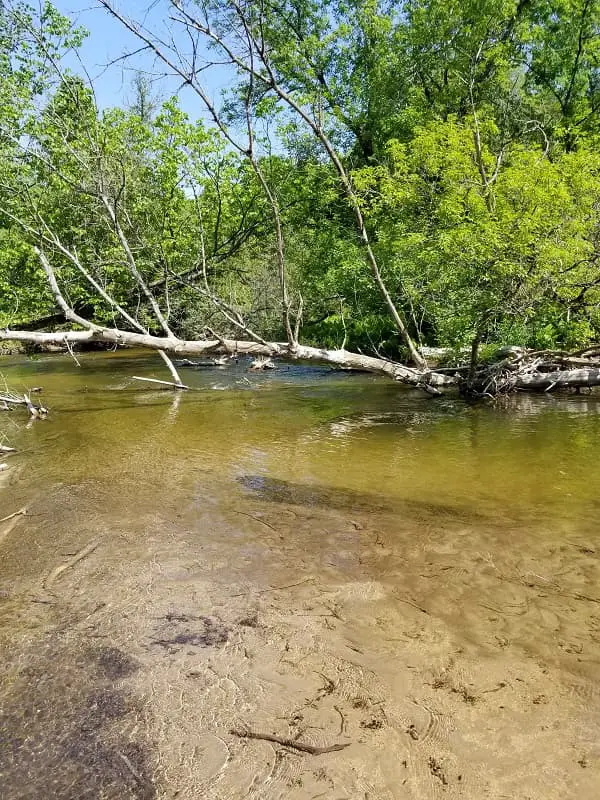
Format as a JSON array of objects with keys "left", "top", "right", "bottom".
[{"left": 1, "top": 350, "right": 599, "bottom": 799}]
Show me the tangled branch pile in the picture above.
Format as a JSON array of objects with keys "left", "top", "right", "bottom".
[
  {"left": 460, "top": 346, "right": 600, "bottom": 397},
  {"left": 0, "top": 388, "right": 47, "bottom": 418}
]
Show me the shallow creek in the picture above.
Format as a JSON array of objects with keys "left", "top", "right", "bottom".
[{"left": 1, "top": 350, "right": 599, "bottom": 799}]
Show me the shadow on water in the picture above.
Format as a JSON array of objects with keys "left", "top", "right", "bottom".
[
  {"left": 0, "top": 636, "right": 155, "bottom": 800},
  {"left": 237, "top": 474, "right": 487, "bottom": 522}
]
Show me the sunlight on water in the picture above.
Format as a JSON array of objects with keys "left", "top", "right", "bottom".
[
  {"left": 2, "top": 349, "right": 598, "bottom": 527},
  {"left": 2, "top": 350, "right": 600, "bottom": 800}
]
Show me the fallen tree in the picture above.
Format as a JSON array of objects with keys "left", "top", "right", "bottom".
[
  {"left": 2, "top": 248, "right": 600, "bottom": 397},
  {"left": 1, "top": 6, "right": 599, "bottom": 400},
  {"left": 3, "top": 324, "right": 600, "bottom": 397},
  {"left": 0, "top": 326, "right": 452, "bottom": 392}
]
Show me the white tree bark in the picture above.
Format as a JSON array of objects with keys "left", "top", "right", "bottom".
[
  {"left": 515, "top": 368, "right": 600, "bottom": 390},
  {"left": 0, "top": 327, "right": 451, "bottom": 391},
  {"left": 5, "top": 325, "right": 600, "bottom": 393}
]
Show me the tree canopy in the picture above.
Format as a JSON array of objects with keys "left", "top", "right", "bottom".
[{"left": 1, "top": 0, "right": 599, "bottom": 380}]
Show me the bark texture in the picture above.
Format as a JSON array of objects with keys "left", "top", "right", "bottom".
[{"left": 0, "top": 328, "right": 451, "bottom": 391}]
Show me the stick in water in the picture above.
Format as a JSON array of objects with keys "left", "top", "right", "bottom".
[
  {"left": 0, "top": 507, "right": 27, "bottom": 524},
  {"left": 0, "top": 506, "right": 28, "bottom": 546},
  {"left": 131, "top": 376, "right": 188, "bottom": 389},
  {"left": 230, "top": 729, "right": 350, "bottom": 755},
  {"left": 43, "top": 540, "right": 100, "bottom": 592}
]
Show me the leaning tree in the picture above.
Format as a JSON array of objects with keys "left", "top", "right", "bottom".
[{"left": 2, "top": 1, "right": 600, "bottom": 397}]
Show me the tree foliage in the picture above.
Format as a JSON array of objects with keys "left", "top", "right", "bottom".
[{"left": 1, "top": 0, "right": 600, "bottom": 361}]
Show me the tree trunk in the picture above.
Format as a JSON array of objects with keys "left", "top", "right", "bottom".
[
  {"left": 0, "top": 328, "right": 451, "bottom": 392},
  {"left": 5, "top": 327, "right": 600, "bottom": 395},
  {"left": 515, "top": 368, "right": 600, "bottom": 391}
]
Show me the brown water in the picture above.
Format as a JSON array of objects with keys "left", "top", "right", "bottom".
[{"left": 1, "top": 350, "right": 599, "bottom": 799}]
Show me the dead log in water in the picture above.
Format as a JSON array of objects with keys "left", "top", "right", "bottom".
[
  {"left": 0, "top": 392, "right": 48, "bottom": 417},
  {"left": 175, "top": 356, "right": 233, "bottom": 368},
  {"left": 460, "top": 347, "right": 600, "bottom": 397},
  {"left": 250, "top": 356, "right": 277, "bottom": 370},
  {"left": 0, "top": 329, "right": 452, "bottom": 393},
  {"left": 3, "top": 324, "right": 600, "bottom": 398},
  {"left": 515, "top": 367, "right": 600, "bottom": 391}
]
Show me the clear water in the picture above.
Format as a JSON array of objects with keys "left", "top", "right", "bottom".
[{"left": 1, "top": 350, "right": 599, "bottom": 799}]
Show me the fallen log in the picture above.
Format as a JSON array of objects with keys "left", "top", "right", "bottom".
[
  {"left": 4, "top": 326, "right": 600, "bottom": 397},
  {"left": 175, "top": 357, "right": 232, "bottom": 367},
  {"left": 0, "top": 328, "right": 453, "bottom": 393},
  {"left": 460, "top": 346, "right": 600, "bottom": 396},
  {"left": 24, "top": 393, "right": 48, "bottom": 418},
  {"left": 515, "top": 367, "right": 600, "bottom": 391},
  {"left": 0, "top": 394, "right": 27, "bottom": 407},
  {"left": 0, "top": 393, "right": 48, "bottom": 416},
  {"left": 250, "top": 356, "right": 277, "bottom": 370}
]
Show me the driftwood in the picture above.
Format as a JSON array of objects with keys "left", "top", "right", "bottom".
[
  {"left": 250, "top": 356, "right": 277, "bottom": 370},
  {"left": 460, "top": 346, "right": 600, "bottom": 397},
  {"left": 0, "top": 394, "right": 28, "bottom": 408},
  {"left": 0, "top": 392, "right": 47, "bottom": 417},
  {"left": 24, "top": 393, "right": 48, "bottom": 418},
  {"left": 43, "top": 540, "right": 100, "bottom": 592},
  {"left": 175, "top": 357, "right": 230, "bottom": 367},
  {"left": 230, "top": 728, "right": 350, "bottom": 755},
  {"left": 0, "top": 507, "right": 27, "bottom": 546},
  {"left": 131, "top": 376, "right": 189, "bottom": 390}
]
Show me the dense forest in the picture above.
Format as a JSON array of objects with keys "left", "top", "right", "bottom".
[{"left": 1, "top": 0, "right": 600, "bottom": 395}]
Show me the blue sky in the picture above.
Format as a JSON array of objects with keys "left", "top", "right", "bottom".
[{"left": 52, "top": 1, "right": 230, "bottom": 120}]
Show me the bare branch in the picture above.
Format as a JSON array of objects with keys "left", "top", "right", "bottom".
[
  {"left": 97, "top": 0, "right": 425, "bottom": 366},
  {"left": 99, "top": 193, "right": 175, "bottom": 338},
  {"left": 0, "top": 325, "right": 448, "bottom": 391}
]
